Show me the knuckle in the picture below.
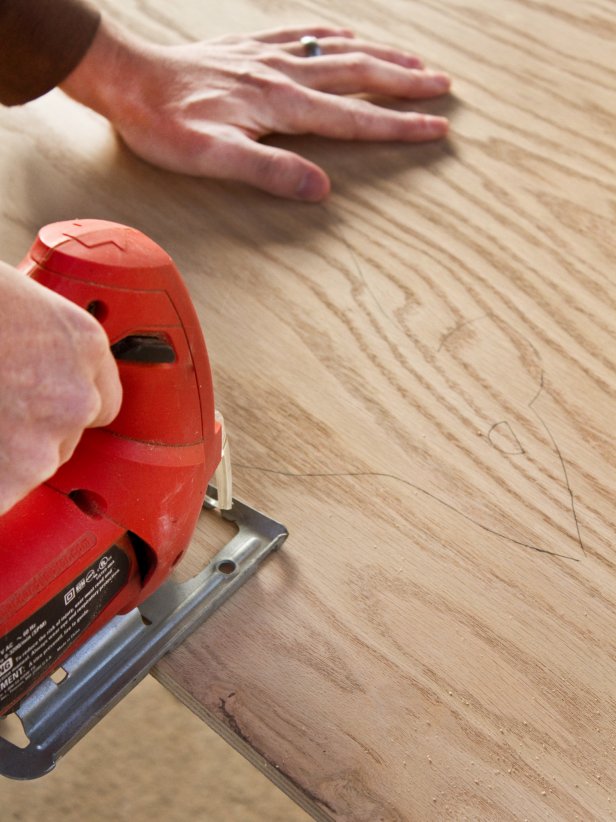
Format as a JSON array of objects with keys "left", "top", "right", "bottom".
[
  {"left": 237, "top": 68, "right": 274, "bottom": 91},
  {"left": 347, "top": 52, "right": 374, "bottom": 77},
  {"left": 74, "top": 382, "right": 103, "bottom": 427},
  {"left": 258, "top": 50, "right": 288, "bottom": 71},
  {"left": 47, "top": 334, "right": 106, "bottom": 428},
  {"left": 168, "top": 122, "right": 218, "bottom": 161},
  {"left": 73, "top": 316, "right": 111, "bottom": 369},
  {"left": 241, "top": 70, "right": 302, "bottom": 107},
  {"left": 65, "top": 303, "right": 106, "bottom": 347},
  {"left": 332, "top": 102, "right": 368, "bottom": 139},
  {"left": 45, "top": 375, "right": 101, "bottom": 431}
]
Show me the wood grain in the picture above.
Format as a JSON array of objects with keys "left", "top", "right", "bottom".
[{"left": 0, "top": 0, "right": 614, "bottom": 819}]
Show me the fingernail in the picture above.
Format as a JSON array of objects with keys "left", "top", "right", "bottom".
[
  {"left": 429, "top": 71, "right": 451, "bottom": 92},
  {"left": 426, "top": 115, "right": 449, "bottom": 137},
  {"left": 296, "top": 170, "right": 328, "bottom": 201}
]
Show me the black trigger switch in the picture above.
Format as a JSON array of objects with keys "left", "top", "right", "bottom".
[{"left": 111, "top": 335, "right": 176, "bottom": 363}]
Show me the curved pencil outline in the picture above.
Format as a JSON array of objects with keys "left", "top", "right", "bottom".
[
  {"left": 529, "top": 370, "right": 586, "bottom": 555},
  {"left": 327, "top": 240, "right": 586, "bottom": 560},
  {"left": 235, "top": 463, "right": 581, "bottom": 562}
]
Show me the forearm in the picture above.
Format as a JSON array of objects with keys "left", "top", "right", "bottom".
[{"left": 0, "top": 0, "right": 101, "bottom": 106}]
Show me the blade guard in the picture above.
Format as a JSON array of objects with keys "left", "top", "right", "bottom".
[{"left": 0, "top": 220, "right": 222, "bottom": 713}]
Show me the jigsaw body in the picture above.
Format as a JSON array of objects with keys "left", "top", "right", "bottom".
[{"left": 0, "top": 222, "right": 285, "bottom": 778}]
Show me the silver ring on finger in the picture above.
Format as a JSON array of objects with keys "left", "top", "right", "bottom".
[{"left": 299, "top": 35, "right": 322, "bottom": 57}]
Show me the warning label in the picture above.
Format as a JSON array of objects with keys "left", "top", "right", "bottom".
[{"left": 0, "top": 545, "right": 129, "bottom": 713}]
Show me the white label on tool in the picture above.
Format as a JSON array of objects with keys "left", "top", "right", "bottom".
[{"left": 0, "top": 545, "right": 129, "bottom": 714}]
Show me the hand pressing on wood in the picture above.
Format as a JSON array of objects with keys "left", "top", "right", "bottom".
[
  {"left": 0, "top": 263, "right": 122, "bottom": 515},
  {"left": 61, "top": 20, "right": 451, "bottom": 200}
]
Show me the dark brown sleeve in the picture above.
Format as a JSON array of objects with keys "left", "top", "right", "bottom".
[{"left": 0, "top": 0, "right": 101, "bottom": 106}]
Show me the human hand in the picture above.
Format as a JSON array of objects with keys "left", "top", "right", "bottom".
[
  {"left": 0, "top": 262, "right": 122, "bottom": 515},
  {"left": 62, "top": 21, "right": 451, "bottom": 200}
]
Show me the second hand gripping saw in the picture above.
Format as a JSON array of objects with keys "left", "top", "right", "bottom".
[{"left": 0, "top": 219, "right": 287, "bottom": 780}]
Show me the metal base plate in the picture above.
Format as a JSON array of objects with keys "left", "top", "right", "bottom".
[{"left": 0, "top": 494, "right": 287, "bottom": 780}]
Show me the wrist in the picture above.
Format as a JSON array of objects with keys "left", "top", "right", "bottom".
[{"left": 60, "top": 15, "right": 156, "bottom": 126}]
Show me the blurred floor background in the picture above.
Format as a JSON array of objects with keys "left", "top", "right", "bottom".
[{"left": 0, "top": 675, "right": 310, "bottom": 822}]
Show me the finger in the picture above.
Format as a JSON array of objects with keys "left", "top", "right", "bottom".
[
  {"left": 57, "top": 431, "right": 82, "bottom": 466},
  {"left": 88, "top": 354, "right": 123, "bottom": 428},
  {"left": 284, "top": 55, "right": 450, "bottom": 98},
  {"left": 283, "top": 89, "right": 449, "bottom": 141},
  {"left": 283, "top": 36, "right": 424, "bottom": 69},
  {"left": 250, "top": 25, "right": 354, "bottom": 44},
  {"left": 193, "top": 131, "right": 330, "bottom": 201}
]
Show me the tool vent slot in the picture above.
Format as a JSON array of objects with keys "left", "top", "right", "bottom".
[
  {"left": 125, "top": 531, "right": 157, "bottom": 586},
  {"left": 111, "top": 335, "right": 176, "bottom": 363},
  {"left": 68, "top": 489, "right": 107, "bottom": 519}
]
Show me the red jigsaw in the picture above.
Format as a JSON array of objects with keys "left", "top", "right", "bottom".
[{"left": 0, "top": 219, "right": 222, "bottom": 717}]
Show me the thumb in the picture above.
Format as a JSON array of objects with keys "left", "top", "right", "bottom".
[{"left": 201, "top": 134, "right": 330, "bottom": 201}]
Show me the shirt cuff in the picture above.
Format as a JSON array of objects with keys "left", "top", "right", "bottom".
[{"left": 0, "top": 0, "right": 102, "bottom": 106}]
